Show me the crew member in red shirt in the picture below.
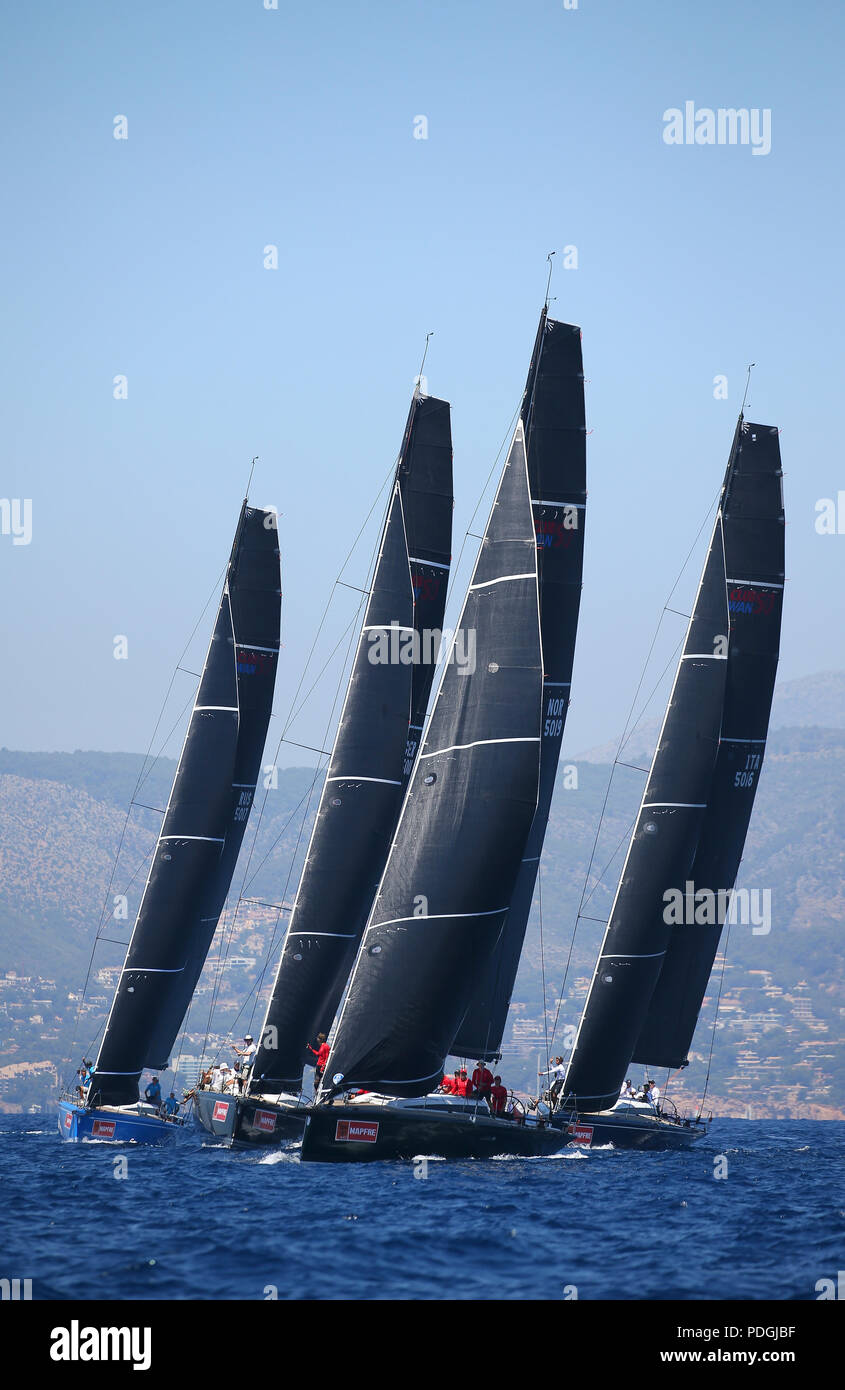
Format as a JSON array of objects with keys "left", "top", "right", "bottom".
[
  {"left": 489, "top": 1076, "right": 508, "bottom": 1116},
  {"left": 439, "top": 1073, "right": 455, "bottom": 1094},
  {"left": 472, "top": 1062, "right": 494, "bottom": 1098},
  {"left": 308, "top": 1032, "right": 331, "bottom": 1087},
  {"left": 455, "top": 1067, "right": 474, "bottom": 1098}
]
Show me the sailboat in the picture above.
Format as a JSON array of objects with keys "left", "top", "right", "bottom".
[
  {"left": 194, "top": 389, "right": 453, "bottom": 1146},
  {"left": 453, "top": 308, "right": 586, "bottom": 1064},
  {"left": 551, "top": 414, "right": 784, "bottom": 1149},
  {"left": 58, "top": 500, "right": 281, "bottom": 1143},
  {"left": 299, "top": 307, "right": 590, "bottom": 1162}
]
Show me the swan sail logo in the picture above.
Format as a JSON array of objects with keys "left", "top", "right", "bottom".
[{"left": 662, "top": 103, "right": 772, "bottom": 156}]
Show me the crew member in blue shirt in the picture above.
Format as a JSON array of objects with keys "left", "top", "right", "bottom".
[{"left": 144, "top": 1076, "right": 163, "bottom": 1109}]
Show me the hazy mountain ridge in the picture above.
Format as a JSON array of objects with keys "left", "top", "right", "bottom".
[
  {"left": 0, "top": 677, "right": 842, "bottom": 1116},
  {"left": 575, "top": 669, "right": 845, "bottom": 765}
]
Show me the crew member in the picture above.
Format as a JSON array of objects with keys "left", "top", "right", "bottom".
[
  {"left": 144, "top": 1076, "right": 162, "bottom": 1108},
  {"left": 454, "top": 1067, "right": 473, "bottom": 1098},
  {"left": 538, "top": 1056, "right": 566, "bottom": 1103},
  {"left": 620, "top": 1078, "right": 634, "bottom": 1099},
  {"left": 489, "top": 1076, "right": 508, "bottom": 1116},
  {"left": 649, "top": 1081, "right": 661, "bottom": 1111},
  {"left": 163, "top": 1092, "right": 180, "bottom": 1119},
  {"left": 232, "top": 1034, "right": 257, "bottom": 1091},
  {"left": 308, "top": 1033, "right": 331, "bottom": 1087},
  {"left": 472, "top": 1061, "right": 494, "bottom": 1098}
]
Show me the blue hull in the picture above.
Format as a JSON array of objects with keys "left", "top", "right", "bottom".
[{"left": 57, "top": 1101, "right": 177, "bottom": 1145}]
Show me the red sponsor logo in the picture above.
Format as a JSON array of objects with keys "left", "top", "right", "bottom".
[
  {"left": 212, "top": 1101, "right": 230, "bottom": 1122},
  {"left": 567, "top": 1122, "right": 594, "bottom": 1145},
  {"left": 92, "top": 1119, "right": 116, "bottom": 1138},
  {"left": 410, "top": 569, "right": 442, "bottom": 602},
  {"left": 535, "top": 517, "right": 574, "bottom": 551},
  {"left": 254, "top": 1109, "right": 276, "bottom": 1133},
  {"left": 335, "top": 1119, "right": 379, "bottom": 1143},
  {"left": 63, "top": 1112, "right": 72, "bottom": 1128},
  {"left": 729, "top": 585, "right": 776, "bottom": 618}
]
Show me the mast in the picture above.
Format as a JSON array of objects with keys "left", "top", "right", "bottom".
[
  {"left": 318, "top": 420, "right": 543, "bottom": 1099},
  {"left": 90, "top": 502, "right": 281, "bottom": 1106},
  {"left": 632, "top": 419, "right": 784, "bottom": 1067},
  {"left": 453, "top": 310, "right": 586, "bottom": 1060},
  {"left": 561, "top": 507, "right": 729, "bottom": 1112},
  {"left": 249, "top": 394, "right": 452, "bottom": 1095}
]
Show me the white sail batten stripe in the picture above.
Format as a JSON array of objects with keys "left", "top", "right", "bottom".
[
  {"left": 409, "top": 556, "right": 450, "bottom": 570},
  {"left": 600, "top": 950, "right": 667, "bottom": 960},
  {"left": 469, "top": 572, "right": 535, "bottom": 592},
  {"left": 720, "top": 737, "right": 767, "bottom": 743},
  {"left": 232, "top": 783, "right": 256, "bottom": 788},
  {"left": 121, "top": 965, "right": 186, "bottom": 974},
  {"left": 409, "top": 723, "right": 424, "bottom": 730},
  {"left": 521, "top": 856, "right": 540, "bottom": 862},
  {"left": 726, "top": 578, "right": 784, "bottom": 589},
  {"left": 421, "top": 736, "right": 540, "bottom": 759},
  {"left": 682, "top": 653, "right": 727, "bottom": 660},
  {"left": 641, "top": 803, "right": 706, "bottom": 809},
  {"left": 159, "top": 835, "right": 226, "bottom": 843},
  {"left": 326, "top": 775, "right": 401, "bottom": 786},
  {"left": 287, "top": 931, "right": 355, "bottom": 939},
  {"left": 543, "top": 681, "right": 571, "bottom": 687},
  {"left": 194, "top": 705, "right": 239, "bottom": 712},
  {"left": 361, "top": 624, "right": 415, "bottom": 634},
  {"left": 531, "top": 498, "right": 586, "bottom": 509},
  {"left": 372, "top": 907, "right": 508, "bottom": 929},
  {"left": 237, "top": 643, "right": 279, "bottom": 653}
]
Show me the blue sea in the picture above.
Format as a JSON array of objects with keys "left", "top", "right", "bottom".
[{"left": 2, "top": 1116, "right": 842, "bottom": 1300}]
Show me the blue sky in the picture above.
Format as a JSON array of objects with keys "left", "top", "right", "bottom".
[{"left": 1, "top": 0, "right": 843, "bottom": 764}]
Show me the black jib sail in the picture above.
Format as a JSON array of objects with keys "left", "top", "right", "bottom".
[
  {"left": 319, "top": 421, "right": 543, "bottom": 1099},
  {"left": 632, "top": 420, "right": 785, "bottom": 1069},
  {"left": 453, "top": 310, "right": 586, "bottom": 1060},
  {"left": 250, "top": 394, "right": 452, "bottom": 1095},
  {"left": 562, "top": 514, "right": 729, "bottom": 1112},
  {"left": 91, "top": 503, "right": 281, "bottom": 1106}
]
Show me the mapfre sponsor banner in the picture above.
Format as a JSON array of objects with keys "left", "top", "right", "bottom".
[
  {"left": 567, "top": 1122, "right": 594, "bottom": 1145},
  {"left": 92, "top": 1119, "right": 116, "bottom": 1138},
  {"left": 335, "top": 1119, "right": 379, "bottom": 1143},
  {"left": 212, "top": 1101, "right": 230, "bottom": 1122},
  {"left": 254, "top": 1109, "right": 276, "bottom": 1133}
]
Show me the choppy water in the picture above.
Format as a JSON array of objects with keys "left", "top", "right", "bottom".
[{"left": 1, "top": 1116, "right": 842, "bottom": 1300}]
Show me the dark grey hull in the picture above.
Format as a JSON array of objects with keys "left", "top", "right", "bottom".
[
  {"left": 551, "top": 1106, "right": 707, "bottom": 1150},
  {"left": 300, "top": 1101, "right": 565, "bottom": 1163},
  {"left": 194, "top": 1090, "right": 308, "bottom": 1147}
]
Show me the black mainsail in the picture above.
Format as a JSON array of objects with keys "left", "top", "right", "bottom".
[
  {"left": 91, "top": 503, "right": 281, "bottom": 1106},
  {"left": 453, "top": 310, "right": 586, "bottom": 1060},
  {"left": 319, "top": 421, "right": 543, "bottom": 1099},
  {"left": 250, "top": 393, "right": 452, "bottom": 1094},
  {"left": 561, "top": 512, "right": 729, "bottom": 1112},
  {"left": 632, "top": 420, "right": 785, "bottom": 1068}
]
